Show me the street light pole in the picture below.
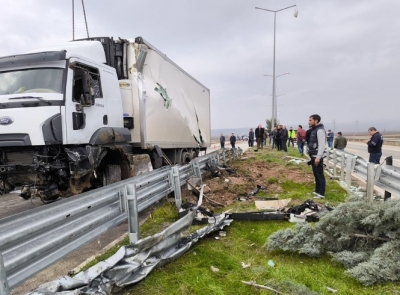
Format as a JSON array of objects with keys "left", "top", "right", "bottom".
[
  {"left": 256, "top": 5, "right": 297, "bottom": 130},
  {"left": 264, "top": 72, "right": 289, "bottom": 126}
]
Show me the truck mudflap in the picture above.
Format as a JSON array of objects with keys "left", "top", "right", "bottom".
[
  {"left": 89, "top": 127, "right": 131, "bottom": 145},
  {"left": 65, "top": 146, "right": 106, "bottom": 179}
]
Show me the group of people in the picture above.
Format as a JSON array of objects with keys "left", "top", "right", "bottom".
[{"left": 219, "top": 114, "right": 384, "bottom": 202}]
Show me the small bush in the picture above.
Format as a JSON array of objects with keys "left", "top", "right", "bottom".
[{"left": 267, "top": 177, "right": 279, "bottom": 184}]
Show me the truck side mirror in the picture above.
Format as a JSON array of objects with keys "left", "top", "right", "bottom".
[{"left": 80, "top": 71, "right": 95, "bottom": 107}]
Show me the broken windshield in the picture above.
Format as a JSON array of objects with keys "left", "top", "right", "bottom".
[{"left": 0, "top": 68, "right": 64, "bottom": 95}]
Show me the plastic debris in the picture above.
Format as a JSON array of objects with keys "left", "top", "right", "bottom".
[
  {"left": 210, "top": 266, "right": 220, "bottom": 272},
  {"left": 267, "top": 260, "right": 275, "bottom": 267},
  {"left": 326, "top": 287, "right": 338, "bottom": 293},
  {"left": 241, "top": 262, "right": 251, "bottom": 269}
]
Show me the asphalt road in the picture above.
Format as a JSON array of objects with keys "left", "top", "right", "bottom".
[{"left": 345, "top": 141, "right": 400, "bottom": 166}]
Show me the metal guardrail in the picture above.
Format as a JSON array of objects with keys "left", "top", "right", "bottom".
[
  {"left": 0, "top": 147, "right": 242, "bottom": 294},
  {"left": 324, "top": 148, "right": 400, "bottom": 201}
]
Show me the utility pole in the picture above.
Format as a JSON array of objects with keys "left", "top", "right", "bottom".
[
  {"left": 333, "top": 119, "right": 336, "bottom": 134},
  {"left": 356, "top": 120, "right": 359, "bottom": 135}
]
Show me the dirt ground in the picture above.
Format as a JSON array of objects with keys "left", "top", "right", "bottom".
[{"left": 182, "top": 150, "right": 314, "bottom": 208}]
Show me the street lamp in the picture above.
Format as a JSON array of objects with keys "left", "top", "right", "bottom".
[
  {"left": 256, "top": 5, "right": 298, "bottom": 129},
  {"left": 263, "top": 72, "right": 290, "bottom": 78}
]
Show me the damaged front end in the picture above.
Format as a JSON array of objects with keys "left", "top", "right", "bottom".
[{"left": 0, "top": 145, "right": 107, "bottom": 202}]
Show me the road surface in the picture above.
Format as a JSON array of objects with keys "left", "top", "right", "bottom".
[{"left": 345, "top": 141, "right": 400, "bottom": 166}]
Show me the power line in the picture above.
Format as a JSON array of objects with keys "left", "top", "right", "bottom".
[
  {"left": 72, "top": 0, "right": 75, "bottom": 40},
  {"left": 81, "top": 0, "right": 90, "bottom": 38}
]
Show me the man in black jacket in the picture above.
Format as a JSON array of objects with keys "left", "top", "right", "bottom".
[
  {"left": 307, "top": 114, "right": 326, "bottom": 199},
  {"left": 275, "top": 125, "right": 282, "bottom": 151},
  {"left": 281, "top": 125, "right": 288, "bottom": 152},
  {"left": 255, "top": 124, "right": 265, "bottom": 150},
  {"left": 365, "top": 127, "right": 383, "bottom": 164},
  {"left": 230, "top": 133, "right": 236, "bottom": 149},
  {"left": 220, "top": 133, "right": 225, "bottom": 148},
  {"left": 248, "top": 128, "right": 254, "bottom": 147}
]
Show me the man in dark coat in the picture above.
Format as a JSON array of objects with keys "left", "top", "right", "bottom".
[
  {"left": 220, "top": 133, "right": 225, "bottom": 148},
  {"left": 275, "top": 125, "right": 282, "bottom": 151},
  {"left": 281, "top": 125, "right": 288, "bottom": 152},
  {"left": 255, "top": 124, "right": 265, "bottom": 150},
  {"left": 230, "top": 133, "right": 236, "bottom": 149},
  {"left": 365, "top": 127, "right": 383, "bottom": 164},
  {"left": 248, "top": 128, "right": 254, "bottom": 147}
]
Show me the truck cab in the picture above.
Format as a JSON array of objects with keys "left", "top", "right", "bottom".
[{"left": 0, "top": 42, "right": 131, "bottom": 200}]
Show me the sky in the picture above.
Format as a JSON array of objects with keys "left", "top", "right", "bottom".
[{"left": 1, "top": 0, "right": 399, "bottom": 133}]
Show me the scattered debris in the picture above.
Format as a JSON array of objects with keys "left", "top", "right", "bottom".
[
  {"left": 210, "top": 266, "right": 220, "bottom": 272},
  {"left": 267, "top": 260, "right": 275, "bottom": 267},
  {"left": 219, "top": 231, "right": 226, "bottom": 237},
  {"left": 287, "top": 158, "right": 308, "bottom": 165},
  {"left": 326, "top": 287, "right": 338, "bottom": 293},
  {"left": 242, "top": 281, "right": 286, "bottom": 295},
  {"left": 228, "top": 211, "right": 286, "bottom": 221},
  {"left": 289, "top": 213, "right": 307, "bottom": 223},
  {"left": 246, "top": 184, "right": 266, "bottom": 199},
  {"left": 255, "top": 198, "right": 291, "bottom": 210},
  {"left": 241, "top": 262, "right": 251, "bottom": 269},
  {"left": 280, "top": 199, "right": 331, "bottom": 222}
]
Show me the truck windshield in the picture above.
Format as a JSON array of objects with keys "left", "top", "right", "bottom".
[{"left": 0, "top": 68, "right": 64, "bottom": 95}]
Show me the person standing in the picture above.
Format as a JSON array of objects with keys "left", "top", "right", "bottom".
[
  {"left": 365, "top": 127, "right": 383, "bottom": 164},
  {"left": 255, "top": 124, "right": 265, "bottom": 150},
  {"left": 271, "top": 126, "right": 277, "bottom": 148},
  {"left": 220, "top": 133, "right": 225, "bottom": 148},
  {"left": 334, "top": 132, "right": 347, "bottom": 151},
  {"left": 287, "top": 127, "right": 296, "bottom": 147},
  {"left": 263, "top": 128, "right": 268, "bottom": 146},
  {"left": 326, "top": 129, "right": 334, "bottom": 149},
  {"left": 296, "top": 125, "right": 306, "bottom": 156},
  {"left": 307, "top": 114, "right": 326, "bottom": 199},
  {"left": 248, "top": 128, "right": 254, "bottom": 147},
  {"left": 281, "top": 125, "right": 288, "bottom": 152},
  {"left": 230, "top": 133, "right": 236, "bottom": 149},
  {"left": 275, "top": 125, "right": 282, "bottom": 151}
]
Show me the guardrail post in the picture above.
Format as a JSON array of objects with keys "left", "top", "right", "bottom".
[
  {"left": 333, "top": 150, "right": 337, "bottom": 177},
  {"left": 326, "top": 148, "right": 330, "bottom": 171},
  {"left": 345, "top": 155, "right": 353, "bottom": 187},
  {"left": 340, "top": 153, "right": 345, "bottom": 181},
  {"left": 384, "top": 156, "right": 393, "bottom": 201},
  {"left": 126, "top": 184, "right": 139, "bottom": 244},
  {"left": 366, "top": 163, "right": 375, "bottom": 203},
  {"left": 0, "top": 252, "right": 10, "bottom": 295},
  {"left": 191, "top": 158, "right": 203, "bottom": 185},
  {"left": 171, "top": 166, "right": 182, "bottom": 209}
]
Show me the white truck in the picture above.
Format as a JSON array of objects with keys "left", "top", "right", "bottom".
[{"left": 0, "top": 37, "right": 210, "bottom": 201}]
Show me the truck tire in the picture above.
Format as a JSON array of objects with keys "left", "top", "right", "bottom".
[
  {"left": 181, "top": 149, "right": 192, "bottom": 164},
  {"left": 103, "top": 165, "right": 121, "bottom": 186}
]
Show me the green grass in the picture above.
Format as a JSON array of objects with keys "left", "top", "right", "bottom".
[
  {"left": 127, "top": 218, "right": 400, "bottom": 295},
  {"left": 83, "top": 147, "right": 400, "bottom": 294}
]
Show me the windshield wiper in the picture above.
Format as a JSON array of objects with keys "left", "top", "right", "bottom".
[{"left": 9, "top": 96, "right": 51, "bottom": 105}]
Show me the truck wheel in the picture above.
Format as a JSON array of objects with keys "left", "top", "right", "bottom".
[
  {"left": 181, "top": 149, "right": 192, "bottom": 164},
  {"left": 103, "top": 165, "right": 121, "bottom": 186}
]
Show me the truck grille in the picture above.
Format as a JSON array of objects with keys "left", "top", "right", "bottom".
[{"left": 6, "top": 151, "right": 34, "bottom": 164}]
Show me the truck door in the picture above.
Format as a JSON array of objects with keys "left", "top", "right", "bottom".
[{"left": 64, "top": 59, "right": 108, "bottom": 144}]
